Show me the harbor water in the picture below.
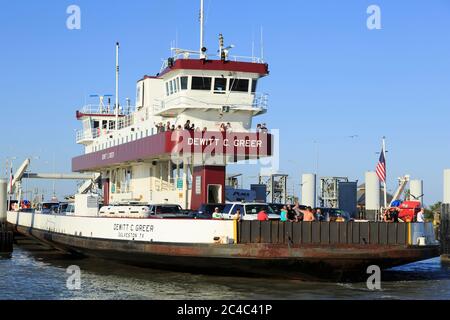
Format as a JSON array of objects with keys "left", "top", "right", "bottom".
[{"left": 1, "top": 244, "right": 450, "bottom": 300}]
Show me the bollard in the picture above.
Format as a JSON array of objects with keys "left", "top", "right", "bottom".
[
  {"left": 365, "top": 172, "right": 380, "bottom": 221},
  {"left": 0, "top": 179, "right": 7, "bottom": 223}
]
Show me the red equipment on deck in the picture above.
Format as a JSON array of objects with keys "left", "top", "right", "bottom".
[{"left": 397, "top": 201, "right": 422, "bottom": 222}]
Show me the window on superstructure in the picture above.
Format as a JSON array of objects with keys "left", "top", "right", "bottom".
[
  {"left": 214, "top": 78, "right": 227, "bottom": 94},
  {"left": 191, "top": 77, "right": 212, "bottom": 91},
  {"left": 230, "top": 79, "right": 250, "bottom": 92},
  {"left": 180, "top": 77, "right": 188, "bottom": 90},
  {"left": 252, "top": 80, "right": 258, "bottom": 93},
  {"left": 165, "top": 83, "right": 169, "bottom": 96},
  {"left": 173, "top": 79, "right": 178, "bottom": 93},
  {"left": 169, "top": 81, "right": 174, "bottom": 95}
]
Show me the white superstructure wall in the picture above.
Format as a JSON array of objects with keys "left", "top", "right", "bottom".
[{"left": 444, "top": 169, "right": 450, "bottom": 204}]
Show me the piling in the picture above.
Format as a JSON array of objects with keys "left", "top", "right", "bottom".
[
  {"left": 0, "top": 179, "right": 13, "bottom": 258},
  {"left": 442, "top": 170, "right": 450, "bottom": 262},
  {"left": 409, "top": 180, "right": 424, "bottom": 204},
  {"left": 442, "top": 203, "right": 450, "bottom": 262}
]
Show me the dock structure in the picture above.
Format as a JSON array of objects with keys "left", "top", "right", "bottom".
[
  {"left": 442, "top": 170, "right": 450, "bottom": 262},
  {"left": 0, "top": 179, "right": 13, "bottom": 257},
  {"left": 442, "top": 204, "right": 450, "bottom": 261}
]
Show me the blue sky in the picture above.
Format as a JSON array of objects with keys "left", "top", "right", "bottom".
[{"left": 0, "top": 0, "right": 449, "bottom": 205}]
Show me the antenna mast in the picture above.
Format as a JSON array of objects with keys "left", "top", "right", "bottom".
[
  {"left": 115, "top": 42, "right": 120, "bottom": 131},
  {"left": 260, "top": 26, "right": 264, "bottom": 62},
  {"left": 200, "top": 0, "right": 206, "bottom": 59}
]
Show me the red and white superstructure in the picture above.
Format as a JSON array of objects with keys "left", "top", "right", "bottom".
[{"left": 73, "top": 17, "right": 272, "bottom": 210}]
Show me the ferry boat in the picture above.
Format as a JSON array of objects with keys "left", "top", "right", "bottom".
[{"left": 7, "top": 1, "right": 440, "bottom": 281}]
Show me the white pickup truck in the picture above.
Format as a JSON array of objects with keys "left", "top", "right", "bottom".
[{"left": 219, "top": 202, "right": 280, "bottom": 221}]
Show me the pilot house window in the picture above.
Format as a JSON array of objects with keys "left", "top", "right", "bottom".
[
  {"left": 191, "top": 77, "right": 212, "bottom": 91},
  {"left": 252, "top": 79, "right": 258, "bottom": 93},
  {"left": 214, "top": 78, "right": 227, "bottom": 94},
  {"left": 180, "top": 77, "right": 188, "bottom": 90},
  {"left": 230, "top": 79, "right": 249, "bottom": 92}
]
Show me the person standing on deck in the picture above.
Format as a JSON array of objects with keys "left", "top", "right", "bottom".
[
  {"left": 416, "top": 208, "right": 425, "bottom": 223},
  {"left": 315, "top": 208, "right": 324, "bottom": 221},
  {"left": 234, "top": 209, "right": 242, "bottom": 221},
  {"left": 280, "top": 206, "right": 288, "bottom": 222},
  {"left": 257, "top": 210, "right": 269, "bottom": 221},
  {"left": 212, "top": 208, "right": 223, "bottom": 220},
  {"left": 293, "top": 202, "right": 304, "bottom": 221},
  {"left": 303, "top": 207, "right": 316, "bottom": 222}
]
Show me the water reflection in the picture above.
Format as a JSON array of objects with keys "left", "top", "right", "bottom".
[{"left": 1, "top": 246, "right": 450, "bottom": 300}]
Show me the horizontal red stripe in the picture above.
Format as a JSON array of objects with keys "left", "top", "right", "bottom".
[{"left": 159, "top": 59, "right": 269, "bottom": 78}]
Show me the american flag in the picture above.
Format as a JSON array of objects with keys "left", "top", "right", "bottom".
[{"left": 376, "top": 148, "right": 386, "bottom": 182}]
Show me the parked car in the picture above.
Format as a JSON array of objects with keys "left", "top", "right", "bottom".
[
  {"left": 318, "top": 208, "right": 353, "bottom": 222},
  {"left": 148, "top": 204, "right": 190, "bottom": 219},
  {"left": 220, "top": 202, "right": 280, "bottom": 221},
  {"left": 189, "top": 203, "right": 228, "bottom": 219}
]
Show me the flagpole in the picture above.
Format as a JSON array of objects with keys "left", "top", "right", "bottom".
[{"left": 382, "top": 136, "right": 388, "bottom": 209}]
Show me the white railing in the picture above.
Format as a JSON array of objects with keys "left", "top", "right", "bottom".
[
  {"left": 162, "top": 49, "right": 265, "bottom": 71},
  {"left": 252, "top": 93, "right": 269, "bottom": 111},
  {"left": 76, "top": 128, "right": 111, "bottom": 143},
  {"left": 76, "top": 129, "right": 95, "bottom": 143},
  {"left": 153, "top": 93, "right": 269, "bottom": 114},
  {"left": 79, "top": 104, "right": 136, "bottom": 116},
  {"left": 76, "top": 114, "right": 136, "bottom": 144},
  {"left": 228, "top": 55, "right": 264, "bottom": 63},
  {"left": 117, "top": 114, "right": 135, "bottom": 130}
]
